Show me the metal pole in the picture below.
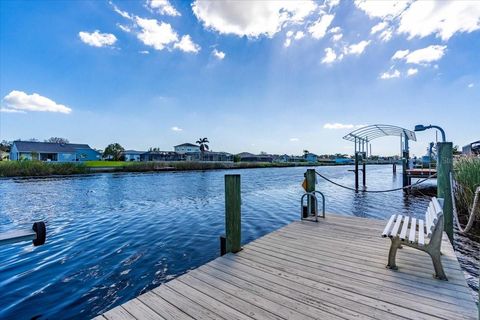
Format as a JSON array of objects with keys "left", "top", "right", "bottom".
[
  {"left": 437, "top": 142, "right": 453, "bottom": 242},
  {"left": 403, "top": 134, "right": 409, "bottom": 188},
  {"left": 306, "top": 169, "right": 316, "bottom": 214},
  {"left": 225, "top": 174, "right": 241, "bottom": 253}
]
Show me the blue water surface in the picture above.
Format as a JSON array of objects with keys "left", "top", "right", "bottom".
[{"left": 0, "top": 165, "right": 453, "bottom": 319}]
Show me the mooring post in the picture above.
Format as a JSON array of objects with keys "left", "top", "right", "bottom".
[
  {"left": 362, "top": 158, "right": 366, "bottom": 187},
  {"left": 437, "top": 142, "right": 453, "bottom": 243},
  {"left": 306, "top": 169, "right": 316, "bottom": 214},
  {"left": 393, "top": 162, "right": 396, "bottom": 174},
  {"left": 354, "top": 152, "right": 359, "bottom": 192},
  {"left": 225, "top": 174, "right": 241, "bottom": 253}
]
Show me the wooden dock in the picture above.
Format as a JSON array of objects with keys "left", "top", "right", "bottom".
[{"left": 96, "top": 214, "right": 478, "bottom": 320}]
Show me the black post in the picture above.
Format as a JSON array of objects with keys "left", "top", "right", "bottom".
[
  {"left": 362, "top": 161, "right": 366, "bottom": 187},
  {"left": 354, "top": 152, "right": 359, "bottom": 192},
  {"left": 225, "top": 174, "right": 241, "bottom": 253}
]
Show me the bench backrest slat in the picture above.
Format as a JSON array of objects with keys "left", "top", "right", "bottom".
[
  {"left": 408, "top": 217, "right": 416, "bottom": 243},
  {"left": 418, "top": 219, "right": 425, "bottom": 245}
]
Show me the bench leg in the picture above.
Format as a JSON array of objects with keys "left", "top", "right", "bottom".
[
  {"left": 386, "top": 238, "right": 401, "bottom": 270},
  {"left": 429, "top": 252, "right": 448, "bottom": 281}
]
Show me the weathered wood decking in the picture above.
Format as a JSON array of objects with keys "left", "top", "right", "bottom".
[{"left": 96, "top": 214, "right": 478, "bottom": 320}]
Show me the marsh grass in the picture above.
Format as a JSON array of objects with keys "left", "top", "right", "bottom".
[
  {"left": 0, "top": 161, "right": 88, "bottom": 177},
  {"left": 453, "top": 157, "right": 480, "bottom": 231}
]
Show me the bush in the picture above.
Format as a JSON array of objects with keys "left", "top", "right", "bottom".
[{"left": 0, "top": 161, "right": 88, "bottom": 177}]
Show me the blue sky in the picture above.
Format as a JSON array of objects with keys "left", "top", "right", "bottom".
[{"left": 0, "top": 0, "right": 478, "bottom": 156}]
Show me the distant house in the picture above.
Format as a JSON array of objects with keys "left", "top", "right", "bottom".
[
  {"left": 174, "top": 143, "right": 200, "bottom": 154},
  {"left": 141, "top": 151, "right": 185, "bottom": 162},
  {"left": 237, "top": 152, "right": 273, "bottom": 163},
  {"left": 186, "top": 151, "right": 233, "bottom": 162},
  {"left": 10, "top": 141, "right": 101, "bottom": 162},
  {"left": 305, "top": 153, "right": 318, "bottom": 163},
  {"left": 122, "top": 150, "right": 145, "bottom": 162},
  {"left": 335, "top": 157, "right": 354, "bottom": 164}
]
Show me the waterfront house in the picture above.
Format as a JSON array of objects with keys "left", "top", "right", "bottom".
[
  {"left": 141, "top": 151, "right": 185, "bottom": 162},
  {"left": 305, "top": 153, "right": 319, "bottom": 163},
  {"left": 174, "top": 143, "right": 200, "bottom": 154},
  {"left": 237, "top": 152, "right": 273, "bottom": 163},
  {"left": 185, "top": 151, "right": 233, "bottom": 162},
  {"left": 10, "top": 141, "right": 101, "bottom": 162},
  {"left": 122, "top": 150, "right": 145, "bottom": 162}
]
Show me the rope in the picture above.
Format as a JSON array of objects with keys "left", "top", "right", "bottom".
[
  {"left": 314, "top": 170, "right": 437, "bottom": 193},
  {"left": 450, "top": 172, "right": 480, "bottom": 234}
]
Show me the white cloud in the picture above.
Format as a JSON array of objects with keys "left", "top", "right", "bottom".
[
  {"left": 354, "top": 0, "right": 410, "bottom": 19},
  {"left": 111, "top": 2, "right": 133, "bottom": 19},
  {"left": 344, "top": 40, "right": 370, "bottom": 55},
  {"left": 326, "top": 0, "right": 341, "bottom": 9},
  {"left": 117, "top": 24, "right": 132, "bottom": 33},
  {"left": 407, "top": 68, "right": 418, "bottom": 76},
  {"left": 332, "top": 33, "right": 343, "bottom": 41},
  {"left": 139, "top": 50, "right": 150, "bottom": 54},
  {"left": 323, "top": 123, "right": 365, "bottom": 129},
  {"left": 289, "top": 138, "right": 299, "bottom": 142},
  {"left": 393, "top": 45, "right": 446, "bottom": 65},
  {"left": 392, "top": 49, "right": 409, "bottom": 60},
  {"left": 468, "top": 83, "right": 474, "bottom": 88},
  {"left": 171, "top": 126, "right": 183, "bottom": 132},
  {"left": 371, "top": 21, "right": 387, "bottom": 34},
  {"left": 379, "top": 29, "right": 393, "bottom": 41},
  {"left": 309, "top": 14, "right": 335, "bottom": 39},
  {"left": 192, "top": 1, "right": 317, "bottom": 38},
  {"left": 78, "top": 30, "right": 117, "bottom": 47},
  {"left": 135, "top": 17, "right": 178, "bottom": 50},
  {"left": 2, "top": 91, "right": 72, "bottom": 114},
  {"left": 0, "top": 107, "right": 26, "bottom": 113},
  {"left": 321, "top": 47, "right": 340, "bottom": 64},
  {"left": 398, "top": 1, "right": 480, "bottom": 41},
  {"left": 147, "top": 0, "right": 181, "bottom": 17},
  {"left": 294, "top": 31, "right": 305, "bottom": 40},
  {"left": 284, "top": 38, "right": 292, "bottom": 47},
  {"left": 212, "top": 48, "right": 225, "bottom": 60},
  {"left": 329, "top": 26, "right": 341, "bottom": 34},
  {"left": 380, "top": 69, "right": 401, "bottom": 79},
  {"left": 174, "top": 35, "right": 201, "bottom": 53}
]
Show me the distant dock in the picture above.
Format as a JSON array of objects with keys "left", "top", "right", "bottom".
[{"left": 95, "top": 214, "right": 478, "bottom": 320}]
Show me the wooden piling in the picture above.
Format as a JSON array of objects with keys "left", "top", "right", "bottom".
[
  {"left": 225, "top": 174, "right": 241, "bottom": 253},
  {"left": 354, "top": 153, "right": 359, "bottom": 192},
  {"left": 437, "top": 142, "right": 453, "bottom": 243},
  {"left": 362, "top": 161, "right": 366, "bottom": 187},
  {"left": 305, "top": 169, "right": 316, "bottom": 213}
]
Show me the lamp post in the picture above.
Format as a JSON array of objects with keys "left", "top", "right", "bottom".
[
  {"left": 414, "top": 124, "right": 453, "bottom": 242},
  {"left": 414, "top": 124, "right": 446, "bottom": 143}
]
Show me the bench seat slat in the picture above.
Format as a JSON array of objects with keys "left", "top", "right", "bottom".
[
  {"left": 389, "top": 215, "right": 403, "bottom": 238},
  {"left": 399, "top": 216, "right": 409, "bottom": 240},
  {"left": 408, "top": 217, "right": 416, "bottom": 243},
  {"left": 382, "top": 214, "right": 396, "bottom": 237},
  {"left": 418, "top": 219, "right": 425, "bottom": 246}
]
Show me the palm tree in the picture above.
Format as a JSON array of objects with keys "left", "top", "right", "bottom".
[{"left": 196, "top": 138, "right": 209, "bottom": 160}]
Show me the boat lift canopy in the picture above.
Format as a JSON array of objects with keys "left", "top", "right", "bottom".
[{"left": 343, "top": 124, "right": 416, "bottom": 143}]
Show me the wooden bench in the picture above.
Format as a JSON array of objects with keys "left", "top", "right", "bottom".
[{"left": 382, "top": 197, "right": 447, "bottom": 280}]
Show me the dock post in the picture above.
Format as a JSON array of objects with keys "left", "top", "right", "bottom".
[
  {"left": 354, "top": 153, "right": 359, "bottom": 192},
  {"left": 306, "top": 169, "right": 316, "bottom": 214},
  {"left": 362, "top": 160, "right": 366, "bottom": 187},
  {"left": 225, "top": 174, "right": 241, "bottom": 253},
  {"left": 437, "top": 142, "right": 453, "bottom": 243},
  {"left": 393, "top": 162, "right": 396, "bottom": 174}
]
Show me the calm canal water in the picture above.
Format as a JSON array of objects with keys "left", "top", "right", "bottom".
[{"left": 0, "top": 165, "right": 477, "bottom": 319}]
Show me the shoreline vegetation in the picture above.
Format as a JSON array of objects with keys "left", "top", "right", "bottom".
[{"left": 0, "top": 160, "right": 348, "bottom": 178}]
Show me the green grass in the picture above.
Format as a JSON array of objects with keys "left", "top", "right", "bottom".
[
  {"left": 0, "top": 161, "right": 88, "bottom": 177},
  {"left": 84, "top": 161, "right": 135, "bottom": 167}
]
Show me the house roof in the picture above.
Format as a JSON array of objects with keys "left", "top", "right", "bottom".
[
  {"left": 123, "top": 150, "right": 145, "bottom": 155},
  {"left": 13, "top": 141, "right": 92, "bottom": 153},
  {"left": 174, "top": 143, "right": 198, "bottom": 148}
]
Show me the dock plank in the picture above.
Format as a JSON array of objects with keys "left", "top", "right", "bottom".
[{"left": 99, "top": 214, "right": 478, "bottom": 320}]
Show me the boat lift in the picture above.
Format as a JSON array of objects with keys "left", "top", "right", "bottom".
[{"left": 343, "top": 124, "right": 417, "bottom": 192}]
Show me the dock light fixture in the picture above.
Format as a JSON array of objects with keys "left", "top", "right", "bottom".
[{"left": 414, "top": 124, "right": 446, "bottom": 142}]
